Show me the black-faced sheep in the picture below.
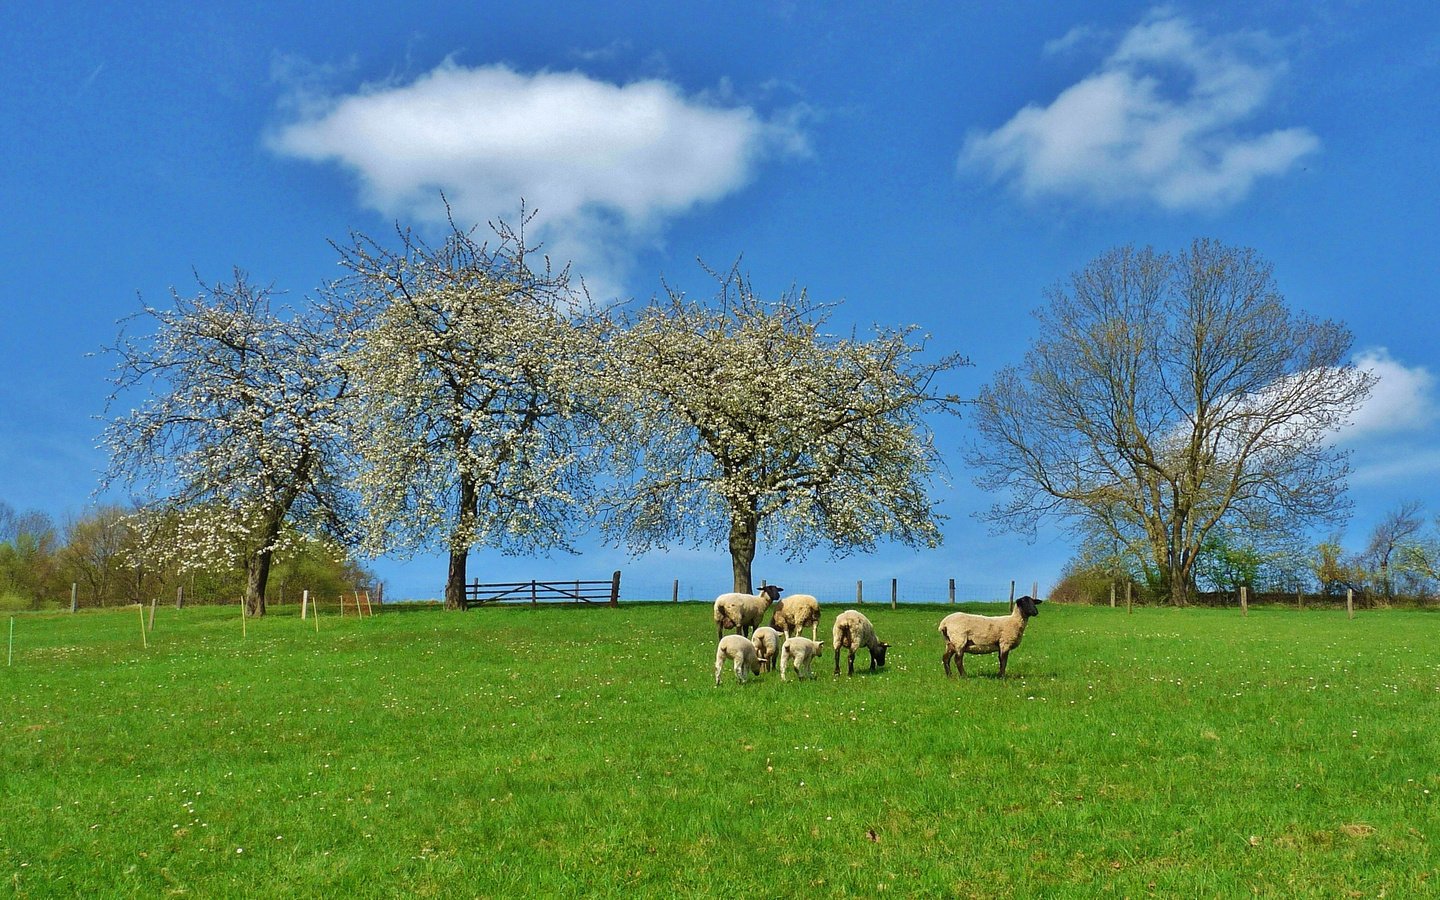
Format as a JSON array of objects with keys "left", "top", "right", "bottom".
[
  {"left": 750, "top": 626, "right": 782, "bottom": 673},
  {"left": 938, "top": 595, "right": 1042, "bottom": 677},
  {"left": 779, "top": 636, "right": 824, "bottom": 681},
  {"left": 714, "top": 634, "right": 761, "bottom": 686},
  {"left": 770, "top": 593, "right": 821, "bottom": 640},
  {"left": 832, "top": 609, "right": 889, "bottom": 676},
  {"left": 713, "top": 584, "right": 782, "bottom": 640}
]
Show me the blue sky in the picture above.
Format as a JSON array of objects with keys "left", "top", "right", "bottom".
[{"left": 3, "top": 1, "right": 1438, "bottom": 602}]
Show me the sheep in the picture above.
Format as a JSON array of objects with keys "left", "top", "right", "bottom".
[
  {"left": 715, "top": 634, "right": 761, "bottom": 686},
  {"left": 713, "top": 584, "right": 782, "bottom": 640},
  {"left": 779, "top": 636, "right": 824, "bottom": 681},
  {"left": 832, "top": 609, "right": 889, "bottom": 676},
  {"left": 938, "top": 595, "right": 1043, "bottom": 677},
  {"left": 750, "top": 626, "right": 783, "bottom": 673},
  {"left": 770, "top": 593, "right": 821, "bottom": 640}
]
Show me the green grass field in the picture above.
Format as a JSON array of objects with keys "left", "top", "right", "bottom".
[{"left": 1, "top": 601, "right": 1435, "bottom": 898}]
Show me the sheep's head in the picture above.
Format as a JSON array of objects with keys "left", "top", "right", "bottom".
[
  {"left": 1015, "top": 596, "right": 1042, "bottom": 619},
  {"left": 873, "top": 642, "right": 890, "bottom": 667},
  {"left": 759, "top": 584, "right": 782, "bottom": 605}
]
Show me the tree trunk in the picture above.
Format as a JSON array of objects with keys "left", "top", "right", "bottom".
[
  {"left": 445, "top": 470, "right": 478, "bottom": 610},
  {"left": 243, "top": 508, "right": 290, "bottom": 617},
  {"left": 728, "top": 512, "right": 758, "bottom": 594},
  {"left": 444, "top": 548, "right": 468, "bottom": 610},
  {"left": 245, "top": 549, "right": 271, "bottom": 618},
  {"left": 1165, "top": 558, "right": 1196, "bottom": 607}
]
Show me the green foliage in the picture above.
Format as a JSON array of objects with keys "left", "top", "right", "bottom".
[{"left": 1, "top": 603, "right": 1433, "bottom": 896}]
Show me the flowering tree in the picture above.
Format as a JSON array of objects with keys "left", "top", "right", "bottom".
[
  {"left": 600, "top": 266, "right": 968, "bottom": 593},
  {"left": 332, "top": 215, "right": 602, "bottom": 609},
  {"left": 99, "top": 273, "right": 353, "bottom": 616}
]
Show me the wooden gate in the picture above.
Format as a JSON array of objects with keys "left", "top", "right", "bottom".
[{"left": 460, "top": 571, "right": 621, "bottom": 608}]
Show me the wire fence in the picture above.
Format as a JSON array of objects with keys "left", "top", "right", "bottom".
[{"left": 616, "top": 573, "right": 1038, "bottom": 606}]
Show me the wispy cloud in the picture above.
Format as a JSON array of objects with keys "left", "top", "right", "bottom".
[
  {"left": 1350, "top": 448, "right": 1440, "bottom": 487},
  {"left": 961, "top": 10, "right": 1319, "bottom": 210},
  {"left": 268, "top": 60, "right": 807, "bottom": 299}
]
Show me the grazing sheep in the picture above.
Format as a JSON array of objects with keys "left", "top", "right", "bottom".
[
  {"left": 938, "top": 595, "right": 1043, "bottom": 677},
  {"left": 750, "top": 626, "right": 783, "bottom": 673},
  {"left": 779, "top": 636, "right": 824, "bottom": 681},
  {"left": 715, "top": 634, "right": 761, "bottom": 686},
  {"left": 771, "top": 593, "right": 821, "bottom": 640},
  {"left": 832, "top": 609, "right": 889, "bottom": 676},
  {"left": 714, "top": 584, "right": 782, "bottom": 640}
]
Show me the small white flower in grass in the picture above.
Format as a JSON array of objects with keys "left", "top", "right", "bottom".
[{"left": 236, "top": 848, "right": 244, "bottom": 854}]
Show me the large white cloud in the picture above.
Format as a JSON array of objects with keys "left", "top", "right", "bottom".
[
  {"left": 269, "top": 61, "right": 806, "bottom": 298},
  {"left": 960, "top": 11, "right": 1319, "bottom": 210},
  {"left": 1342, "top": 347, "right": 1438, "bottom": 441}
]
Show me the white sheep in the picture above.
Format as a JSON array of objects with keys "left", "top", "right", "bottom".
[
  {"left": 770, "top": 593, "right": 821, "bottom": 640},
  {"left": 938, "top": 595, "right": 1043, "bottom": 677},
  {"left": 832, "top": 609, "right": 889, "bottom": 676},
  {"left": 713, "top": 584, "right": 782, "bottom": 640},
  {"left": 715, "top": 634, "right": 761, "bottom": 686},
  {"left": 750, "top": 626, "right": 783, "bottom": 673},
  {"left": 779, "top": 636, "right": 824, "bottom": 681}
]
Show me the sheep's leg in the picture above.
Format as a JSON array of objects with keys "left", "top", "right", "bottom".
[
  {"left": 834, "top": 646, "right": 842, "bottom": 675},
  {"left": 942, "top": 646, "right": 955, "bottom": 677},
  {"left": 848, "top": 647, "right": 856, "bottom": 676},
  {"left": 956, "top": 640, "right": 970, "bottom": 676},
  {"left": 715, "top": 657, "right": 724, "bottom": 687},
  {"left": 997, "top": 649, "right": 1008, "bottom": 677}
]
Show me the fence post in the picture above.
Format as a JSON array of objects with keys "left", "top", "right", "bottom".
[
  {"left": 949, "top": 578, "right": 955, "bottom": 604},
  {"left": 1009, "top": 580, "right": 1015, "bottom": 613},
  {"left": 1032, "top": 581, "right": 1039, "bottom": 600},
  {"left": 672, "top": 579, "right": 679, "bottom": 603},
  {"left": 148, "top": 598, "right": 157, "bottom": 631},
  {"left": 531, "top": 581, "right": 538, "bottom": 606},
  {"left": 856, "top": 580, "right": 863, "bottom": 605},
  {"left": 1110, "top": 583, "right": 1116, "bottom": 608},
  {"left": 301, "top": 589, "right": 309, "bottom": 620},
  {"left": 176, "top": 585, "right": 184, "bottom": 610},
  {"left": 891, "top": 578, "right": 897, "bottom": 609},
  {"left": 1297, "top": 588, "right": 1303, "bottom": 610},
  {"left": 609, "top": 571, "right": 621, "bottom": 607},
  {"left": 71, "top": 583, "right": 78, "bottom": 614},
  {"left": 1126, "top": 582, "right": 1132, "bottom": 614},
  {"left": 1240, "top": 585, "right": 1248, "bottom": 617},
  {"left": 1346, "top": 588, "right": 1354, "bottom": 619}
]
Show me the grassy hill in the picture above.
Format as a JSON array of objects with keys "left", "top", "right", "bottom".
[{"left": 2, "top": 601, "right": 1434, "bottom": 897}]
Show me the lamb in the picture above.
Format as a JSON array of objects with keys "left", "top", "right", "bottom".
[
  {"left": 779, "top": 636, "right": 824, "bottom": 681},
  {"left": 770, "top": 593, "right": 821, "bottom": 640},
  {"left": 713, "top": 584, "right": 782, "bottom": 640},
  {"left": 832, "top": 609, "right": 889, "bottom": 676},
  {"left": 938, "top": 595, "right": 1043, "bottom": 677},
  {"left": 714, "top": 634, "right": 762, "bottom": 686},
  {"left": 750, "top": 626, "right": 783, "bottom": 673}
]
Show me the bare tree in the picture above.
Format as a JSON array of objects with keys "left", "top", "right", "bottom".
[
  {"left": 331, "top": 212, "right": 602, "bottom": 609},
  {"left": 99, "top": 272, "right": 353, "bottom": 616},
  {"left": 600, "top": 264, "right": 967, "bottom": 593},
  {"left": 58, "top": 506, "right": 132, "bottom": 606},
  {"left": 968, "top": 239, "right": 1376, "bottom": 605},
  {"left": 1358, "top": 500, "right": 1425, "bottom": 605}
]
